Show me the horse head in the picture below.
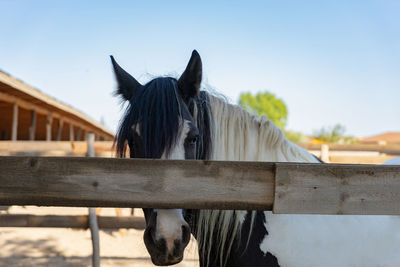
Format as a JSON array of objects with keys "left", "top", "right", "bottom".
[{"left": 111, "top": 50, "right": 202, "bottom": 265}]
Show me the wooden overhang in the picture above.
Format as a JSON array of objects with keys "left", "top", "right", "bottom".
[{"left": 0, "top": 70, "right": 114, "bottom": 141}]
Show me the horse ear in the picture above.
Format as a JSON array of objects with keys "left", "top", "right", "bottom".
[
  {"left": 110, "top": 56, "right": 142, "bottom": 101},
  {"left": 178, "top": 50, "right": 202, "bottom": 102}
]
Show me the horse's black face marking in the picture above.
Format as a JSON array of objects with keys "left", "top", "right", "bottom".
[{"left": 112, "top": 51, "right": 202, "bottom": 266}]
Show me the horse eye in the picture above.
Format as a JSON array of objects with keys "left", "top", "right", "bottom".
[{"left": 187, "top": 135, "right": 198, "bottom": 145}]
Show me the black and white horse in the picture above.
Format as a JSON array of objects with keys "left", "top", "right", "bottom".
[{"left": 111, "top": 51, "right": 400, "bottom": 267}]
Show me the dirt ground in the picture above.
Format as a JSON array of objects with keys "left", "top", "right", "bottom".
[{"left": 0, "top": 206, "right": 199, "bottom": 267}]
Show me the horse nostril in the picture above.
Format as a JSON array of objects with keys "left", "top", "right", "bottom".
[{"left": 181, "top": 224, "right": 191, "bottom": 246}]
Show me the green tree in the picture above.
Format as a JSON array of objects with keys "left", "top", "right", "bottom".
[
  {"left": 284, "top": 130, "right": 308, "bottom": 143},
  {"left": 313, "top": 124, "right": 356, "bottom": 143},
  {"left": 239, "top": 91, "right": 288, "bottom": 129}
]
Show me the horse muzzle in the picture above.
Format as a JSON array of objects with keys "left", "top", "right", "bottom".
[{"left": 143, "top": 211, "right": 191, "bottom": 265}]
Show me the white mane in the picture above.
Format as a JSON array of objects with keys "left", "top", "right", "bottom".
[
  {"left": 196, "top": 93, "right": 319, "bottom": 266},
  {"left": 208, "top": 94, "right": 318, "bottom": 163}
]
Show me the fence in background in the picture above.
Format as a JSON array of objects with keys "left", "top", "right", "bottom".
[
  {"left": 0, "top": 140, "right": 114, "bottom": 157},
  {"left": 298, "top": 143, "right": 400, "bottom": 164}
]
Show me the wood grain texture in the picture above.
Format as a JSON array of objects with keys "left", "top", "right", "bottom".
[
  {"left": 2, "top": 156, "right": 400, "bottom": 214},
  {"left": 0, "top": 156, "right": 275, "bottom": 210},
  {"left": 274, "top": 163, "right": 400, "bottom": 215},
  {"left": 0, "top": 214, "right": 145, "bottom": 229}
]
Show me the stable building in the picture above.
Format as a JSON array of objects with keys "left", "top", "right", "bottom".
[
  {"left": 360, "top": 132, "right": 400, "bottom": 145},
  {"left": 0, "top": 70, "right": 114, "bottom": 142}
]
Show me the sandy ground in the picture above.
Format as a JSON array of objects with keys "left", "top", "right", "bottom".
[{"left": 0, "top": 207, "right": 199, "bottom": 267}]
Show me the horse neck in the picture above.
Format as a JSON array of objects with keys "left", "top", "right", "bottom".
[
  {"left": 207, "top": 93, "right": 318, "bottom": 163},
  {"left": 192, "top": 93, "right": 319, "bottom": 267}
]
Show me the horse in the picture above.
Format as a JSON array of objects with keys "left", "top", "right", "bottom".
[{"left": 111, "top": 50, "right": 400, "bottom": 267}]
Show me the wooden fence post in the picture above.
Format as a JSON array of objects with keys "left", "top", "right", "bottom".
[
  {"left": 321, "top": 144, "right": 330, "bottom": 163},
  {"left": 87, "top": 133, "right": 100, "bottom": 267},
  {"left": 89, "top": 208, "right": 100, "bottom": 267},
  {"left": 86, "top": 133, "right": 95, "bottom": 158}
]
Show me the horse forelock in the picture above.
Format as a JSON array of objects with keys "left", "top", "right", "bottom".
[{"left": 115, "top": 77, "right": 183, "bottom": 158}]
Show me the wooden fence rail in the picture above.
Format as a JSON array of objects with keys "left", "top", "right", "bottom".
[
  {"left": 297, "top": 143, "right": 400, "bottom": 155},
  {"left": 0, "top": 214, "right": 145, "bottom": 229},
  {"left": 0, "top": 156, "right": 399, "bottom": 215}
]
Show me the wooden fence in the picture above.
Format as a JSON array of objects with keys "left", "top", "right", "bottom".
[
  {"left": 0, "top": 137, "right": 125, "bottom": 267},
  {"left": 0, "top": 214, "right": 145, "bottom": 229},
  {"left": 0, "top": 140, "right": 114, "bottom": 157},
  {"left": 298, "top": 143, "right": 400, "bottom": 155},
  {"left": 298, "top": 143, "right": 400, "bottom": 164},
  {"left": 1, "top": 156, "right": 400, "bottom": 215}
]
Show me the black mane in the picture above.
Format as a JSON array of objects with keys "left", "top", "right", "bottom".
[
  {"left": 115, "top": 76, "right": 212, "bottom": 160},
  {"left": 116, "top": 77, "right": 183, "bottom": 158},
  {"left": 189, "top": 91, "right": 212, "bottom": 160}
]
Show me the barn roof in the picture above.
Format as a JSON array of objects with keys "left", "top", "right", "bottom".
[
  {"left": 0, "top": 69, "right": 114, "bottom": 141},
  {"left": 360, "top": 132, "right": 400, "bottom": 144}
]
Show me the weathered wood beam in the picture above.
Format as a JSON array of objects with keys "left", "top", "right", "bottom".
[
  {"left": 11, "top": 103, "right": 18, "bottom": 141},
  {"left": 0, "top": 157, "right": 275, "bottom": 210},
  {"left": 0, "top": 157, "right": 399, "bottom": 214},
  {"left": 273, "top": 163, "right": 400, "bottom": 215},
  {"left": 0, "top": 214, "right": 145, "bottom": 229}
]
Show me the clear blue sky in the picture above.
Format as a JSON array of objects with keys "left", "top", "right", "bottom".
[{"left": 1, "top": 0, "right": 399, "bottom": 137}]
